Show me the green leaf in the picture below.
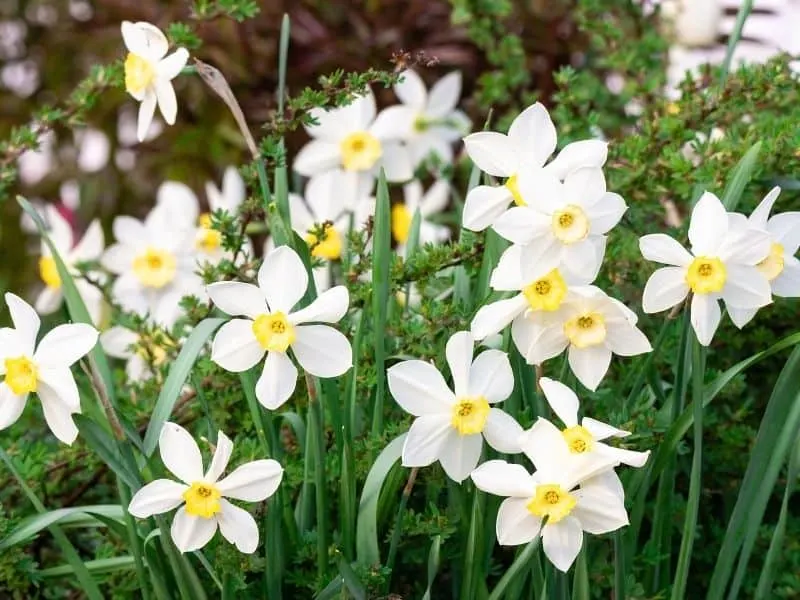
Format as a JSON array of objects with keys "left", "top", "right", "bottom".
[
  {"left": 421, "top": 535, "right": 442, "bottom": 600},
  {"left": 337, "top": 555, "right": 367, "bottom": 600},
  {"left": 720, "top": 141, "right": 761, "bottom": 211},
  {"left": 719, "top": 0, "right": 754, "bottom": 87},
  {"left": 143, "top": 318, "right": 226, "bottom": 455},
  {"left": 0, "top": 505, "right": 125, "bottom": 551},
  {"left": 487, "top": 537, "right": 541, "bottom": 600},
  {"left": 370, "top": 170, "right": 391, "bottom": 436},
  {"left": 356, "top": 433, "right": 406, "bottom": 566},
  {"left": 39, "top": 556, "right": 135, "bottom": 578},
  {"left": 75, "top": 415, "right": 142, "bottom": 490}
]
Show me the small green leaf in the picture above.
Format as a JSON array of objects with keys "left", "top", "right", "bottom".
[
  {"left": 0, "top": 505, "right": 125, "bottom": 551},
  {"left": 720, "top": 141, "right": 761, "bottom": 211}
]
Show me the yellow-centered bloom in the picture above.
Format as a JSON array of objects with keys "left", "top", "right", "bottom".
[
  {"left": 182, "top": 482, "right": 222, "bottom": 519},
  {"left": 522, "top": 269, "right": 567, "bottom": 311},
  {"left": 561, "top": 425, "right": 594, "bottom": 454},
  {"left": 551, "top": 204, "right": 590, "bottom": 244},
  {"left": 563, "top": 311, "right": 607, "bottom": 349},
  {"left": 132, "top": 247, "right": 177, "bottom": 289},
  {"left": 306, "top": 223, "right": 342, "bottom": 260},
  {"left": 251, "top": 312, "right": 296, "bottom": 353},
  {"left": 526, "top": 484, "right": 577, "bottom": 524},
  {"left": 38, "top": 256, "right": 61, "bottom": 290},
  {"left": 450, "top": 396, "right": 490, "bottom": 435},
  {"left": 4, "top": 356, "right": 39, "bottom": 395},
  {"left": 391, "top": 204, "right": 413, "bottom": 244},
  {"left": 685, "top": 256, "right": 727, "bottom": 294},
  {"left": 196, "top": 214, "right": 223, "bottom": 254},
  {"left": 340, "top": 131, "right": 382, "bottom": 171},
  {"left": 756, "top": 242, "right": 785, "bottom": 281},
  {"left": 124, "top": 53, "right": 155, "bottom": 96}
]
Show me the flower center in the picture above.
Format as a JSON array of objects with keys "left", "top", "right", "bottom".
[
  {"left": 38, "top": 256, "right": 62, "bottom": 289},
  {"left": 306, "top": 223, "right": 342, "bottom": 260},
  {"left": 526, "top": 484, "right": 577, "bottom": 524},
  {"left": 391, "top": 204, "right": 413, "bottom": 244},
  {"left": 124, "top": 53, "right": 155, "bottom": 95},
  {"left": 4, "top": 356, "right": 38, "bottom": 395},
  {"left": 136, "top": 342, "right": 168, "bottom": 366},
  {"left": 551, "top": 205, "right": 590, "bottom": 244},
  {"left": 756, "top": 242, "right": 784, "bottom": 282},
  {"left": 252, "top": 312, "right": 296, "bottom": 353},
  {"left": 132, "top": 247, "right": 177, "bottom": 289},
  {"left": 182, "top": 482, "right": 222, "bottom": 519},
  {"left": 450, "top": 396, "right": 490, "bottom": 435},
  {"left": 562, "top": 425, "right": 594, "bottom": 454},
  {"left": 340, "top": 131, "right": 382, "bottom": 171},
  {"left": 505, "top": 174, "right": 526, "bottom": 207},
  {"left": 686, "top": 256, "right": 726, "bottom": 294},
  {"left": 522, "top": 269, "right": 567, "bottom": 311},
  {"left": 564, "top": 312, "right": 607, "bottom": 348},
  {"left": 196, "top": 214, "right": 223, "bottom": 254},
  {"left": 413, "top": 116, "right": 429, "bottom": 132}
]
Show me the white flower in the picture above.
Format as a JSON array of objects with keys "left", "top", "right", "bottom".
[
  {"left": 387, "top": 69, "right": 471, "bottom": 167},
  {"left": 471, "top": 433, "right": 627, "bottom": 571},
  {"left": 121, "top": 21, "right": 189, "bottom": 142},
  {"left": 294, "top": 89, "right": 413, "bottom": 187},
  {"left": 640, "top": 191, "right": 772, "bottom": 345},
  {"left": 392, "top": 179, "right": 451, "bottom": 258},
  {"left": 100, "top": 325, "right": 169, "bottom": 383},
  {"left": 101, "top": 203, "right": 204, "bottom": 328},
  {"left": 493, "top": 167, "right": 626, "bottom": 282},
  {"left": 724, "top": 186, "right": 800, "bottom": 327},
  {"left": 207, "top": 246, "right": 352, "bottom": 410},
  {"left": 512, "top": 286, "right": 651, "bottom": 391},
  {"left": 0, "top": 293, "right": 98, "bottom": 444},
  {"left": 462, "top": 102, "right": 607, "bottom": 231},
  {"left": 128, "top": 422, "right": 283, "bottom": 553},
  {"left": 36, "top": 205, "right": 105, "bottom": 326},
  {"left": 387, "top": 331, "right": 523, "bottom": 482},
  {"left": 205, "top": 166, "right": 246, "bottom": 214}
]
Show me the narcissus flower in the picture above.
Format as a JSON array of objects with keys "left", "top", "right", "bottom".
[
  {"left": 387, "top": 331, "right": 523, "bottom": 482},
  {"left": 512, "top": 286, "right": 651, "bottom": 390},
  {"left": 471, "top": 433, "right": 627, "bottom": 571},
  {"left": 640, "top": 191, "right": 772, "bottom": 345},
  {"left": 121, "top": 21, "right": 189, "bottom": 142},
  {"left": 462, "top": 102, "right": 607, "bottom": 231},
  {"left": 128, "top": 422, "right": 283, "bottom": 553},
  {"left": 392, "top": 179, "right": 451, "bottom": 257},
  {"left": 207, "top": 246, "right": 352, "bottom": 410},
  {"left": 36, "top": 205, "right": 105, "bottom": 326},
  {"left": 100, "top": 325, "right": 169, "bottom": 383},
  {"left": 205, "top": 166, "right": 246, "bottom": 216},
  {"left": 0, "top": 293, "right": 98, "bottom": 444}
]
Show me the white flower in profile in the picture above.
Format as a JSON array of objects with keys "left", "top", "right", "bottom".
[
  {"left": 387, "top": 69, "right": 471, "bottom": 167},
  {"left": 512, "top": 286, "right": 651, "bottom": 391},
  {"left": 471, "top": 429, "right": 627, "bottom": 571},
  {"left": 207, "top": 246, "right": 352, "bottom": 410},
  {"left": 493, "top": 168, "right": 626, "bottom": 282},
  {"left": 128, "top": 422, "right": 283, "bottom": 553},
  {"left": 101, "top": 203, "right": 204, "bottom": 328},
  {"left": 121, "top": 21, "right": 189, "bottom": 142},
  {"left": 36, "top": 205, "right": 105, "bottom": 326},
  {"left": 392, "top": 179, "right": 451, "bottom": 258},
  {"left": 387, "top": 331, "right": 523, "bottom": 482},
  {"left": 0, "top": 293, "right": 98, "bottom": 444},
  {"left": 294, "top": 89, "right": 413, "bottom": 187},
  {"left": 640, "top": 191, "right": 772, "bottom": 345},
  {"left": 462, "top": 102, "right": 607, "bottom": 231},
  {"left": 100, "top": 326, "right": 169, "bottom": 383},
  {"left": 724, "top": 186, "right": 800, "bottom": 327}
]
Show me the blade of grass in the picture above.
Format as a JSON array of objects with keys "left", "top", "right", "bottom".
[
  {"left": 718, "top": 0, "right": 754, "bottom": 89},
  {"left": 572, "top": 547, "right": 589, "bottom": 600},
  {"left": 720, "top": 142, "right": 761, "bottom": 211},
  {"left": 370, "top": 170, "right": 391, "bottom": 436},
  {"left": 421, "top": 535, "right": 443, "bottom": 600},
  {"left": 460, "top": 486, "right": 485, "bottom": 600},
  {"left": 487, "top": 537, "right": 541, "bottom": 600}
]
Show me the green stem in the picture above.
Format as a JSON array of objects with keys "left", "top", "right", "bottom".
[
  {"left": 460, "top": 487, "right": 484, "bottom": 600},
  {"left": 487, "top": 537, "right": 541, "bottom": 600},
  {"left": 193, "top": 374, "right": 216, "bottom": 443},
  {"left": 154, "top": 515, "right": 204, "bottom": 600},
  {"left": 308, "top": 377, "right": 329, "bottom": 583},
  {"left": 614, "top": 530, "right": 626, "bottom": 600},
  {"left": 240, "top": 370, "right": 272, "bottom": 457},
  {"left": 117, "top": 480, "right": 151, "bottom": 600}
]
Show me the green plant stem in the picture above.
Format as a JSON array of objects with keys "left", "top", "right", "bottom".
[
  {"left": 460, "top": 487, "right": 484, "bottom": 600},
  {"left": 308, "top": 377, "right": 329, "bottom": 583},
  {"left": 487, "top": 537, "right": 541, "bottom": 600},
  {"left": 117, "top": 480, "right": 152, "bottom": 600},
  {"left": 614, "top": 530, "right": 626, "bottom": 600},
  {"left": 154, "top": 515, "right": 206, "bottom": 600}
]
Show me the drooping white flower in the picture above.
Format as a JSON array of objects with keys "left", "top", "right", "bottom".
[
  {"left": 121, "top": 21, "right": 189, "bottom": 142},
  {"left": 392, "top": 179, "right": 451, "bottom": 258},
  {"left": 471, "top": 427, "right": 627, "bottom": 571},
  {"left": 387, "top": 331, "right": 523, "bottom": 482},
  {"left": 492, "top": 167, "right": 626, "bottom": 282},
  {"left": 100, "top": 325, "right": 169, "bottom": 383},
  {"left": 207, "top": 246, "right": 352, "bottom": 410},
  {"left": 128, "top": 422, "right": 283, "bottom": 553},
  {"left": 294, "top": 89, "right": 413, "bottom": 187},
  {"left": 36, "top": 205, "right": 105, "bottom": 326},
  {"left": 0, "top": 293, "right": 98, "bottom": 444},
  {"left": 724, "top": 186, "right": 800, "bottom": 327},
  {"left": 640, "top": 191, "right": 772, "bottom": 345},
  {"left": 462, "top": 102, "right": 607, "bottom": 231},
  {"left": 512, "top": 286, "right": 651, "bottom": 391},
  {"left": 386, "top": 69, "right": 471, "bottom": 167}
]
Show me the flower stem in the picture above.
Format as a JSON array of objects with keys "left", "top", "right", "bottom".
[{"left": 307, "top": 374, "right": 329, "bottom": 583}]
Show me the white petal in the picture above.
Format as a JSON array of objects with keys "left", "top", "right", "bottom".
[
  {"left": 491, "top": 245, "right": 525, "bottom": 291},
  {"left": 409, "top": 134, "right": 454, "bottom": 168},
  {"left": 462, "top": 185, "right": 513, "bottom": 232},
  {"left": 122, "top": 21, "right": 168, "bottom": 60},
  {"left": 394, "top": 69, "right": 427, "bottom": 109},
  {"left": 217, "top": 459, "right": 283, "bottom": 501},
  {"left": 725, "top": 305, "right": 758, "bottom": 329},
  {"left": 33, "top": 323, "right": 98, "bottom": 368},
  {"left": 258, "top": 246, "right": 308, "bottom": 313},
  {"left": 370, "top": 105, "right": 417, "bottom": 140},
  {"left": 100, "top": 326, "right": 137, "bottom": 359},
  {"left": 379, "top": 142, "right": 413, "bottom": 183},
  {"left": 542, "top": 517, "right": 583, "bottom": 572},
  {"left": 291, "top": 325, "right": 352, "bottom": 377},
  {"left": 70, "top": 220, "right": 104, "bottom": 261},
  {"left": 304, "top": 170, "right": 346, "bottom": 221},
  {"left": 688, "top": 192, "right": 728, "bottom": 256},
  {"left": 438, "top": 430, "right": 483, "bottom": 483},
  {"left": 35, "top": 288, "right": 62, "bottom": 316},
  {"left": 544, "top": 140, "right": 608, "bottom": 180},
  {"left": 642, "top": 267, "right": 689, "bottom": 313},
  {"left": 748, "top": 186, "right": 780, "bottom": 229},
  {"left": 155, "top": 81, "right": 178, "bottom": 125},
  {"left": 581, "top": 417, "right": 629, "bottom": 440},
  {"left": 639, "top": 234, "right": 693, "bottom": 267},
  {"left": 463, "top": 132, "right": 517, "bottom": 177},
  {"left": 470, "top": 296, "right": 528, "bottom": 340},
  {"left": 538, "top": 377, "right": 579, "bottom": 427},
  {"left": 5, "top": 292, "right": 40, "bottom": 354},
  {"left": 204, "top": 431, "right": 234, "bottom": 483},
  {"left": 515, "top": 170, "right": 566, "bottom": 213},
  {"left": 496, "top": 497, "right": 542, "bottom": 545},
  {"left": 446, "top": 331, "right": 474, "bottom": 398},
  {"left": 211, "top": 319, "right": 264, "bottom": 373},
  {"left": 155, "top": 181, "right": 199, "bottom": 227},
  {"left": 220, "top": 166, "right": 246, "bottom": 212},
  {"left": 37, "top": 367, "right": 81, "bottom": 410},
  {"left": 40, "top": 397, "right": 79, "bottom": 445},
  {"left": 595, "top": 443, "right": 651, "bottom": 469},
  {"left": 717, "top": 226, "right": 771, "bottom": 265},
  {"left": 493, "top": 207, "right": 548, "bottom": 246},
  {"left": 581, "top": 469, "right": 624, "bottom": 499},
  {"left": 420, "top": 179, "right": 451, "bottom": 216},
  {"left": 587, "top": 192, "right": 626, "bottom": 235},
  {"left": 157, "top": 48, "right": 189, "bottom": 81},
  {"left": 255, "top": 351, "right": 297, "bottom": 410},
  {"left": 604, "top": 322, "right": 652, "bottom": 357},
  {"left": 519, "top": 237, "right": 564, "bottom": 282},
  {"left": 170, "top": 507, "right": 218, "bottom": 553},
  {"left": 44, "top": 205, "right": 74, "bottom": 251},
  {"left": 518, "top": 418, "right": 570, "bottom": 471},
  {"left": 508, "top": 102, "right": 557, "bottom": 168},
  {"left": 721, "top": 265, "right": 772, "bottom": 309},
  {"left": 426, "top": 71, "right": 462, "bottom": 118},
  {"left": 293, "top": 140, "right": 341, "bottom": 176},
  {"left": 159, "top": 422, "right": 204, "bottom": 484},
  {"left": 388, "top": 360, "right": 455, "bottom": 416},
  {"left": 771, "top": 258, "right": 800, "bottom": 297},
  {"left": 567, "top": 345, "right": 612, "bottom": 391},
  {"left": 560, "top": 238, "right": 605, "bottom": 284},
  {"left": 768, "top": 212, "right": 800, "bottom": 255},
  {"left": 289, "top": 286, "right": 349, "bottom": 324},
  {"left": 206, "top": 282, "right": 267, "bottom": 318},
  {"left": 690, "top": 294, "right": 721, "bottom": 346},
  {"left": 402, "top": 415, "right": 452, "bottom": 467},
  {"left": 217, "top": 499, "right": 259, "bottom": 553},
  {"left": 483, "top": 409, "right": 524, "bottom": 453},
  {"left": 127, "top": 479, "right": 188, "bottom": 518},
  {"left": 572, "top": 488, "right": 629, "bottom": 534},
  {"left": 511, "top": 315, "right": 569, "bottom": 365},
  {"left": 0, "top": 384, "right": 27, "bottom": 430},
  {"left": 471, "top": 460, "right": 536, "bottom": 497},
  {"left": 563, "top": 167, "right": 606, "bottom": 204},
  {"left": 468, "top": 349, "right": 513, "bottom": 403},
  {"left": 137, "top": 91, "right": 157, "bottom": 142}
]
